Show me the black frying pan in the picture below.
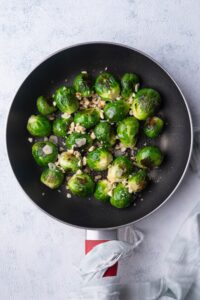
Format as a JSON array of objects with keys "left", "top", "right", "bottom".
[{"left": 6, "top": 42, "right": 193, "bottom": 230}]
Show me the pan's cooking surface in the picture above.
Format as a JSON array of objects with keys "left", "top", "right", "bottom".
[{"left": 6, "top": 43, "right": 193, "bottom": 229}]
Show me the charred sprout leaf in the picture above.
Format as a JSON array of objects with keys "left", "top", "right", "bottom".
[
  {"left": 94, "top": 122, "right": 116, "bottom": 147},
  {"left": 73, "top": 72, "right": 93, "bottom": 97},
  {"left": 95, "top": 72, "right": 120, "bottom": 100},
  {"left": 128, "top": 169, "right": 149, "bottom": 193},
  {"left": 32, "top": 141, "right": 58, "bottom": 166},
  {"left": 136, "top": 146, "right": 164, "bottom": 169},
  {"left": 94, "top": 179, "right": 111, "bottom": 202},
  {"left": 53, "top": 116, "right": 72, "bottom": 137},
  {"left": 68, "top": 173, "right": 95, "bottom": 197},
  {"left": 41, "top": 167, "right": 64, "bottom": 189},
  {"left": 87, "top": 148, "right": 113, "bottom": 171},
  {"left": 144, "top": 116, "right": 164, "bottom": 138},
  {"left": 27, "top": 115, "right": 51, "bottom": 137},
  {"left": 107, "top": 156, "right": 133, "bottom": 183},
  {"left": 110, "top": 183, "right": 133, "bottom": 208},
  {"left": 65, "top": 132, "right": 92, "bottom": 150},
  {"left": 104, "top": 100, "right": 129, "bottom": 123},
  {"left": 36, "top": 96, "right": 57, "bottom": 116},
  {"left": 74, "top": 108, "right": 100, "bottom": 129},
  {"left": 121, "top": 73, "right": 139, "bottom": 99},
  {"left": 117, "top": 117, "right": 139, "bottom": 148},
  {"left": 53, "top": 86, "right": 79, "bottom": 114}
]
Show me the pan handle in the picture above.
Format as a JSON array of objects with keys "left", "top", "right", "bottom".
[{"left": 85, "top": 230, "right": 118, "bottom": 276}]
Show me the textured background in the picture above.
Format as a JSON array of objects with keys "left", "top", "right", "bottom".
[{"left": 1, "top": 1, "right": 200, "bottom": 299}]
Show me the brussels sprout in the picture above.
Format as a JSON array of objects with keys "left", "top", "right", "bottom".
[
  {"left": 41, "top": 166, "right": 64, "bottom": 189},
  {"left": 94, "top": 179, "right": 111, "bottom": 202},
  {"left": 53, "top": 116, "right": 72, "bottom": 137},
  {"left": 87, "top": 148, "right": 113, "bottom": 171},
  {"left": 117, "top": 117, "right": 139, "bottom": 148},
  {"left": 136, "top": 146, "right": 164, "bottom": 169},
  {"left": 27, "top": 115, "right": 51, "bottom": 137},
  {"left": 132, "top": 88, "right": 161, "bottom": 120},
  {"left": 110, "top": 183, "right": 133, "bottom": 208},
  {"left": 32, "top": 141, "right": 58, "bottom": 166},
  {"left": 58, "top": 151, "right": 80, "bottom": 172},
  {"left": 121, "top": 73, "right": 139, "bottom": 99},
  {"left": 104, "top": 100, "right": 129, "bottom": 123},
  {"left": 94, "top": 122, "right": 116, "bottom": 147},
  {"left": 74, "top": 108, "right": 100, "bottom": 129},
  {"left": 36, "top": 96, "right": 57, "bottom": 116},
  {"left": 73, "top": 72, "right": 93, "bottom": 97},
  {"left": 128, "top": 169, "right": 149, "bottom": 193},
  {"left": 53, "top": 86, "right": 79, "bottom": 114},
  {"left": 143, "top": 116, "right": 164, "bottom": 138},
  {"left": 95, "top": 72, "right": 120, "bottom": 100},
  {"left": 66, "top": 132, "right": 92, "bottom": 150},
  {"left": 68, "top": 173, "right": 95, "bottom": 197},
  {"left": 107, "top": 157, "right": 133, "bottom": 183}
]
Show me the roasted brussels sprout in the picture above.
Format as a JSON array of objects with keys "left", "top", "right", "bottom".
[
  {"left": 73, "top": 72, "right": 93, "bottom": 97},
  {"left": 128, "top": 169, "right": 149, "bottom": 193},
  {"left": 110, "top": 183, "right": 133, "bottom": 208},
  {"left": 32, "top": 141, "right": 58, "bottom": 166},
  {"left": 36, "top": 96, "right": 57, "bottom": 116},
  {"left": 132, "top": 88, "right": 161, "bottom": 120},
  {"left": 136, "top": 146, "right": 163, "bottom": 169},
  {"left": 53, "top": 116, "right": 72, "bottom": 137},
  {"left": 117, "top": 117, "right": 139, "bottom": 148},
  {"left": 144, "top": 116, "right": 164, "bottom": 138},
  {"left": 121, "top": 73, "right": 139, "bottom": 99},
  {"left": 74, "top": 108, "right": 100, "bottom": 129},
  {"left": 65, "top": 132, "right": 92, "bottom": 150},
  {"left": 104, "top": 100, "right": 129, "bottom": 123},
  {"left": 95, "top": 72, "right": 120, "bottom": 100},
  {"left": 107, "top": 157, "right": 133, "bottom": 183},
  {"left": 94, "top": 179, "right": 111, "bottom": 202},
  {"left": 41, "top": 166, "right": 64, "bottom": 189},
  {"left": 94, "top": 122, "right": 116, "bottom": 147},
  {"left": 27, "top": 115, "right": 51, "bottom": 137},
  {"left": 87, "top": 148, "right": 113, "bottom": 171},
  {"left": 53, "top": 86, "right": 79, "bottom": 114},
  {"left": 68, "top": 172, "right": 95, "bottom": 197},
  {"left": 58, "top": 151, "right": 80, "bottom": 172}
]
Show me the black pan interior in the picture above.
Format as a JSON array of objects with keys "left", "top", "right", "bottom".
[{"left": 6, "top": 43, "right": 192, "bottom": 229}]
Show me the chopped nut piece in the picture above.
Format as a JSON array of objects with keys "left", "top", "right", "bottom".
[
  {"left": 76, "top": 169, "right": 82, "bottom": 174},
  {"left": 48, "top": 115, "right": 55, "bottom": 120},
  {"left": 95, "top": 175, "right": 102, "bottom": 181},
  {"left": 90, "top": 132, "right": 96, "bottom": 139},
  {"left": 28, "top": 137, "right": 33, "bottom": 143},
  {"left": 66, "top": 193, "right": 72, "bottom": 198},
  {"left": 82, "top": 157, "right": 87, "bottom": 166},
  {"left": 43, "top": 145, "right": 53, "bottom": 154},
  {"left": 53, "top": 101, "right": 56, "bottom": 106},
  {"left": 44, "top": 137, "right": 48, "bottom": 142},
  {"left": 75, "top": 138, "right": 86, "bottom": 147},
  {"left": 49, "top": 135, "right": 58, "bottom": 144},
  {"left": 81, "top": 71, "right": 87, "bottom": 74},
  {"left": 48, "top": 162, "right": 56, "bottom": 170},
  {"left": 100, "top": 110, "right": 104, "bottom": 119},
  {"left": 88, "top": 146, "right": 95, "bottom": 152},
  {"left": 62, "top": 113, "right": 71, "bottom": 119}
]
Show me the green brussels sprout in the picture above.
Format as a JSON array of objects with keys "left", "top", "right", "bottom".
[
  {"left": 32, "top": 141, "right": 58, "bottom": 166},
  {"left": 74, "top": 108, "right": 100, "bottom": 129},
  {"left": 53, "top": 86, "right": 79, "bottom": 114},
  {"left": 107, "top": 156, "right": 133, "bottom": 183},
  {"left": 104, "top": 100, "right": 129, "bottom": 123},
  {"left": 66, "top": 132, "right": 92, "bottom": 150},
  {"left": 87, "top": 148, "right": 113, "bottom": 171},
  {"left": 68, "top": 172, "right": 95, "bottom": 197},
  {"left": 27, "top": 115, "right": 51, "bottom": 137},
  {"left": 73, "top": 72, "right": 93, "bottom": 97},
  {"left": 132, "top": 88, "right": 161, "bottom": 120},
  {"left": 94, "top": 179, "right": 111, "bottom": 202},
  {"left": 121, "top": 73, "right": 139, "bottom": 99},
  {"left": 40, "top": 166, "right": 64, "bottom": 189},
  {"left": 94, "top": 122, "right": 116, "bottom": 147},
  {"left": 136, "top": 146, "right": 164, "bottom": 169},
  {"left": 95, "top": 72, "right": 120, "bottom": 100},
  {"left": 128, "top": 169, "right": 149, "bottom": 193},
  {"left": 36, "top": 96, "right": 57, "bottom": 116},
  {"left": 143, "top": 116, "right": 164, "bottom": 138},
  {"left": 52, "top": 116, "right": 72, "bottom": 137},
  {"left": 110, "top": 183, "right": 133, "bottom": 208},
  {"left": 58, "top": 151, "right": 80, "bottom": 172},
  {"left": 117, "top": 117, "right": 139, "bottom": 148}
]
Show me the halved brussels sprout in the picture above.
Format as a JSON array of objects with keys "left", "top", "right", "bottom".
[
  {"left": 132, "top": 88, "right": 161, "bottom": 120},
  {"left": 107, "top": 156, "right": 133, "bottom": 183},
  {"left": 36, "top": 96, "right": 57, "bottom": 116},
  {"left": 121, "top": 73, "right": 139, "bottom": 99},
  {"left": 104, "top": 100, "right": 129, "bottom": 123},
  {"left": 73, "top": 72, "right": 93, "bottom": 97},
  {"left": 41, "top": 166, "right": 64, "bottom": 189},
  {"left": 94, "top": 122, "right": 116, "bottom": 147},
  {"left": 110, "top": 183, "right": 133, "bottom": 208},
  {"left": 87, "top": 148, "right": 113, "bottom": 171},
  {"left": 128, "top": 169, "right": 149, "bottom": 193},
  {"left": 94, "top": 179, "right": 111, "bottom": 202},
  {"left": 136, "top": 146, "right": 163, "bottom": 169},
  {"left": 53, "top": 116, "right": 72, "bottom": 137},
  {"left": 65, "top": 132, "right": 92, "bottom": 150},
  {"left": 95, "top": 72, "right": 120, "bottom": 100},
  {"left": 32, "top": 141, "right": 58, "bottom": 166},
  {"left": 58, "top": 151, "right": 80, "bottom": 172},
  {"left": 143, "top": 116, "right": 164, "bottom": 138},
  {"left": 68, "top": 173, "right": 95, "bottom": 197},
  {"left": 117, "top": 117, "right": 139, "bottom": 148},
  {"left": 53, "top": 86, "right": 79, "bottom": 114},
  {"left": 27, "top": 115, "right": 51, "bottom": 137},
  {"left": 74, "top": 108, "right": 100, "bottom": 129}
]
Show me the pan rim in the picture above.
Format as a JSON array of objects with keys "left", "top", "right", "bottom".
[{"left": 6, "top": 41, "right": 194, "bottom": 230}]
